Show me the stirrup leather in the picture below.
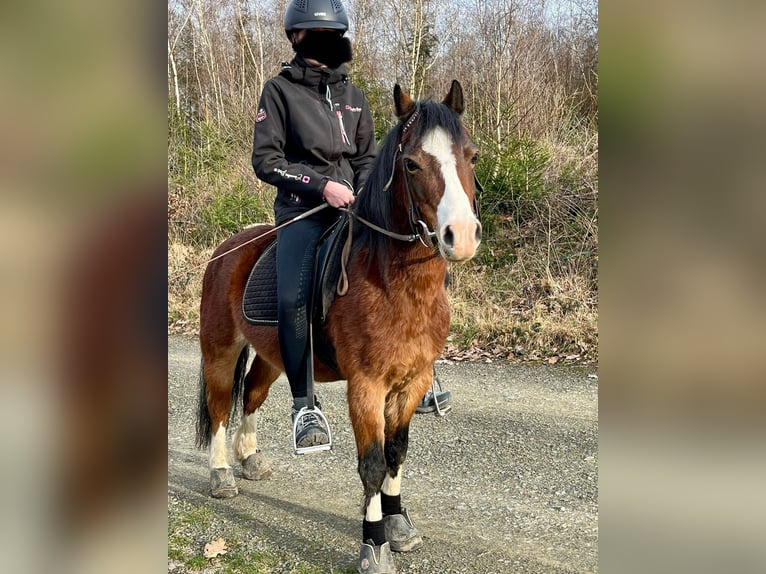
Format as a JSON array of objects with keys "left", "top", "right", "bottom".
[{"left": 292, "top": 406, "right": 333, "bottom": 455}]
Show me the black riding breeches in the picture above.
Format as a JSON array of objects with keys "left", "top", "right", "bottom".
[{"left": 276, "top": 212, "right": 331, "bottom": 399}]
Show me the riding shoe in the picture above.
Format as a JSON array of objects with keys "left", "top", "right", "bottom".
[
  {"left": 291, "top": 398, "right": 329, "bottom": 448},
  {"left": 415, "top": 389, "right": 452, "bottom": 414},
  {"left": 358, "top": 539, "right": 396, "bottom": 574},
  {"left": 383, "top": 508, "right": 422, "bottom": 552}
]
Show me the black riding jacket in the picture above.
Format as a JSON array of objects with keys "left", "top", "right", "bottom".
[{"left": 252, "top": 57, "right": 377, "bottom": 225}]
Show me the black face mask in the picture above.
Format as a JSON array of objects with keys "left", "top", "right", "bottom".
[{"left": 293, "top": 30, "right": 353, "bottom": 69}]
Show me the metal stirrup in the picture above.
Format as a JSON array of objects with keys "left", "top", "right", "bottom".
[
  {"left": 293, "top": 406, "right": 333, "bottom": 455},
  {"left": 432, "top": 366, "right": 451, "bottom": 417}
]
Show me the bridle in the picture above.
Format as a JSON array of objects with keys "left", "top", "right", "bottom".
[
  {"left": 375, "top": 105, "right": 439, "bottom": 249},
  {"left": 340, "top": 106, "right": 482, "bottom": 295},
  {"left": 351, "top": 104, "right": 480, "bottom": 250},
  {"left": 340, "top": 104, "right": 483, "bottom": 283}
]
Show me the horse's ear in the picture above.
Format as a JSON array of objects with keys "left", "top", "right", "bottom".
[
  {"left": 394, "top": 84, "right": 416, "bottom": 120},
  {"left": 443, "top": 80, "right": 464, "bottom": 116}
]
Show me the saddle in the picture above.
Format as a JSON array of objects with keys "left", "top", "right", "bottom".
[{"left": 241, "top": 213, "right": 349, "bottom": 374}]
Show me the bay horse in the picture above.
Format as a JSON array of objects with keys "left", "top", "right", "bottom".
[{"left": 196, "top": 80, "right": 481, "bottom": 569}]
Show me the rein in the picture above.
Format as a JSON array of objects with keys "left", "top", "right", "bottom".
[
  {"left": 336, "top": 206, "right": 437, "bottom": 295},
  {"left": 343, "top": 209, "right": 429, "bottom": 244},
  {"left": 168, "top": 202, "right": 331, "bottom": 282}
]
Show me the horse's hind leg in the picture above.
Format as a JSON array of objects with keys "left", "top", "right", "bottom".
[
  {"left": 197, "top": 341, "right": 248, "bottom": 498},
  {"left": 232, "top": 355, "right": 280, "bottom": 480}
]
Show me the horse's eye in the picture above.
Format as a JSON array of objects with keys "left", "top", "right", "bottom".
[
  {"left": 470, "top": 153, "right": 479, "bottom": 166},
  {"left": 404, "top": 158, "right": 420, "bottom": 173}
]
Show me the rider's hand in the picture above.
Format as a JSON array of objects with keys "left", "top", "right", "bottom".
[{"left": 322, "top": 180, "right": 355, "bottom": 208}]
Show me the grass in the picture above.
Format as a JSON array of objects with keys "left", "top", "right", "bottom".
[
  {"left": 167, "top": 241, "right": 207, "bottom": 331},
  {"left": 168, "top": 505, "right": 357, "bottom": 573},
  {"left": 168, "top": 540, "right": 357, "bottom": 573},
  {"left": 447, "top": 255, "right": 597, "bottom": 360},
  {"left": 168, "top": 239, "right": 597, "bottom": 362}
]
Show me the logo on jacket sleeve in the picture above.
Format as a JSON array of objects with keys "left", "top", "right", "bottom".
[
  {"left": 274, "top": 168, "right": 311, "bottom": 185},
  {"left": 345, "top": 105, "right": 362, "bottom": 113},
  {"left": 255, "top": 108, "right": 267, "bottom": 123}
]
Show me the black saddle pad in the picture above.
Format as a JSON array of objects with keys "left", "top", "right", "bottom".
[
  {"left": 242, "top": 214, "right": 349, "bottom": 329},
  {"left": 242, "top": 239, "right": 278, "bottom": 325}
]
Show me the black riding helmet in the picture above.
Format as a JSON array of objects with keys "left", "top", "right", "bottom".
[{"left": 284, "top": 0, "right": 349, "bottom": 40}]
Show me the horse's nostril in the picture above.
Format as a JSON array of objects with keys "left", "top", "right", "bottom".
[
  {"left": 443, "top": 225, "right": 454, "bottom": 247},
  {"left": 475, "top": 223, "right": 482, "bottom": 243}
]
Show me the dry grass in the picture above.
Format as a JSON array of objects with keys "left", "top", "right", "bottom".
[
  {"left": 168, "top": 242, "right": 598, "bottom": 361},
  {"left": 447, "top": 258, "right": 597, "bottom": 362},
  {"left": 446, "top": 129, "right": 598, "bottom": 362},
  {"left": 168, "top": 242, "right": 206, "bottom": 334}
]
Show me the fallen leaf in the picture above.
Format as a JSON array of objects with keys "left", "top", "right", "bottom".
[
  {"left": 547, "top": 356, "right": 560, "bottom": 364},
  {"left": 203, "top": 537, "right": 227, "bottom": 559}
]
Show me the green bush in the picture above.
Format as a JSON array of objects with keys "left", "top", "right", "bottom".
[
  {"left": 168, "top": 110, "right": 230, "bottom": 182},
  {"left": 198, "top": 180, "right": 273, "bottom": 244},
  {"left": 476, "top": 138, "right": 551, "bottom": 223}
]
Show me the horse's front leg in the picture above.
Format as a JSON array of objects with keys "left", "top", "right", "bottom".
[
  {"left": 348, "top": 377, "right": 397, "bottom": 573},
  {"left": 381, "top": 381, "right": 428, "bottom": 553}
]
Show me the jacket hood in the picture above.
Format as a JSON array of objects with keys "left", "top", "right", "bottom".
[{"left": 280, "top": 57, "right": 348, "bottom": 88}]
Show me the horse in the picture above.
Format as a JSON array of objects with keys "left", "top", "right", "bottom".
[{"left": 195, "top": 80, "right": 481, "bottom": 570}]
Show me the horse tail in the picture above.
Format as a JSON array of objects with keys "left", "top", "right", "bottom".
[{"left": 195, "top": 347, "right": 249, "bottom": 449}]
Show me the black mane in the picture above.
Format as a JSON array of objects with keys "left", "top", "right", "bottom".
[{"left": 351, "top": 98, "right": 464, "bottom": 276}]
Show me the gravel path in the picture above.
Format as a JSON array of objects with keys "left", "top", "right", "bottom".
[{"left": 168, "top": 335, "right": 598, "bottom": 573}]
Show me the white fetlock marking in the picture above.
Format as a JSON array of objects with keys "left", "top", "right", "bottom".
[
  {"left": 209, "top": 423, "right": 230, "bottom": 469},
  {"left": 365, "top": 493, "right": 383, "bottom": 522},
  {"left": 381, "top": 467, "right": 402, "bottom": 497},
  {"left": 233, "top": 411, "right": 259, "bottom": 462}
]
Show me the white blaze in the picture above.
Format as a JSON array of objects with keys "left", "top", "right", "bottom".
[{"left": 421, "top": 127, "right": 476, "bottom": 230}]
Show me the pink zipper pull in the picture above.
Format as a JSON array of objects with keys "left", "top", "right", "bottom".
[{"left": 336, "top": 110, "right": 351, "bottom": 146}]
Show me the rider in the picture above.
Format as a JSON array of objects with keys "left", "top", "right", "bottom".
[{"left": 252, "top": 0, "right": 376, "bottom": 450}]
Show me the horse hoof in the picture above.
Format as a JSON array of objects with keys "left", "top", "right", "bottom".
[
  {"left": 241, "top": 450, "right": 272, "bottom": 481},
  {"left": 210, "top": 467, "right": 238, "bottom": 498},
  {"left": 358, "top": 540, "right": 396, "bottom": 573},
  {"left": 384, "top": 508, "right": 422, "bottom": 552}
]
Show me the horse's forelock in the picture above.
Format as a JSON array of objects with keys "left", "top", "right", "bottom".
[
  {"left": 359, "top": 100, "right": 463, "bottom": 211},
  {"left": 412, "top": 101, "right": 464, "bottom": 144}
]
